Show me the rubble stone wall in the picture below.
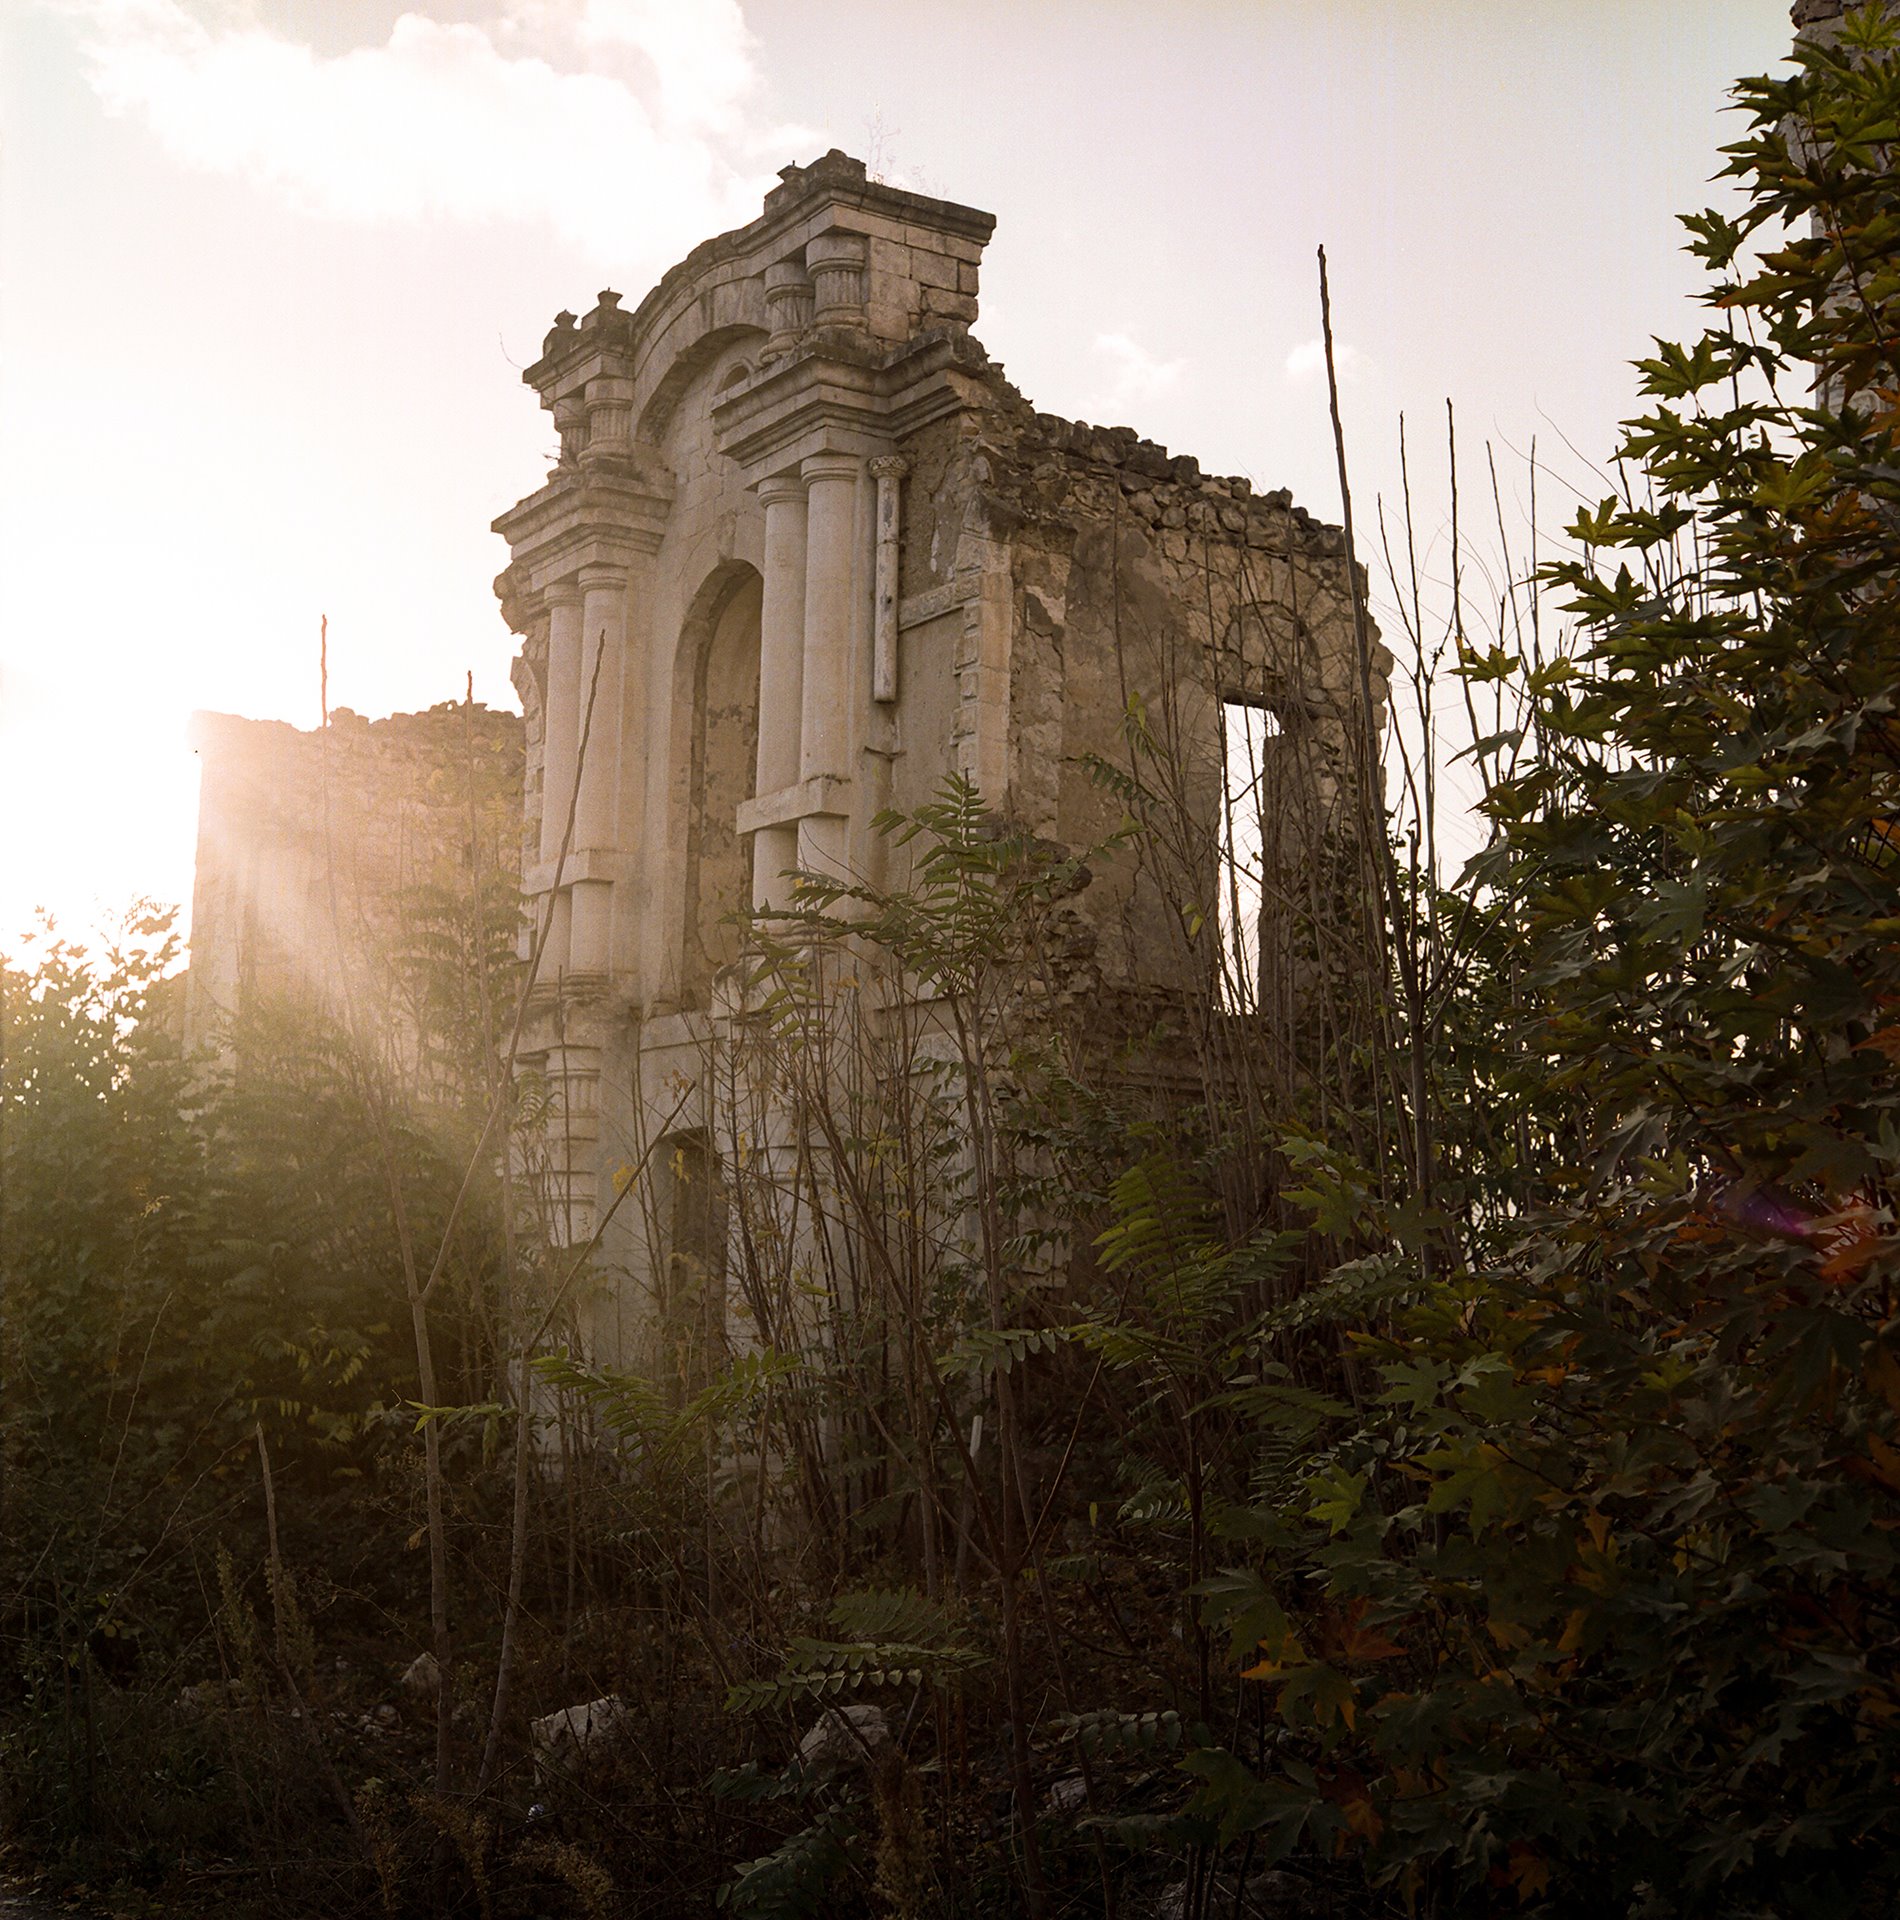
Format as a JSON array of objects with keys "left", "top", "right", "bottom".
[{"left": 185, "top": 702, "right": 523, "bottom": 1052}]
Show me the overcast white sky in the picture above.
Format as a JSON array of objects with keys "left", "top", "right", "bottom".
[{"left": 0, "top": 0, "right": 1794, "bottom": 946}]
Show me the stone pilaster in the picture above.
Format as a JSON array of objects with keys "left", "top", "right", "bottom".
[
  {"left": 539, "top": 580, "right": 585, "bottom": 973},
  {"left": 571, "top": 563, "right": 627, "bottom": 979},
  {"left": 869, "top": 455, "right": 908, "bottom": 704},
  {"left": 798, "top": 451, "right": 862, "bottom": 879},
  {"left": 753, "top": 473, "right": 810, "bottom": 908}
]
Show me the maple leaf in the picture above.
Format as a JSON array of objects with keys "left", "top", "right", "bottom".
[
  {"left": 1489, "top": 1843, "right": 1551, "bottom": 1903},
  {"left": 1509, "top": 1845, "right": 1551, "bottom": 1901},
  {"left": 1340, "top": 1793, "right": 1383, "bottom": 1843},
  {"left": 1814, "top": 1203, "right": 1883, "bottom": 1283},
  {"left": 1329, "top": 1598, "right": 1404, "bottom": 1666}
]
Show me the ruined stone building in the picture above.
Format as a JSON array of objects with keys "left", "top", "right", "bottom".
[
  {"left": 185, "top": 702, "right": 523, "bottom": 1056},
  {"left": 180, "top": 150, "right": 1377, "bottom": 1358},
  {"left": 492, "top": 150, "right": 1382, "bottom": 1359}
]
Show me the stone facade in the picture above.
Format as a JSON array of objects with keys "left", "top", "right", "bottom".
[
  {"left": 492, "top": 149, "right": 1382, "bottom": 1350},
  {"left": 185, "top": 702, "right": 523, "bottom": 1054}
]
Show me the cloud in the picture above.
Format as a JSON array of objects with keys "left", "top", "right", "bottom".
[
  {"left": 1085, "top": 330, "right": 1187, "bottom": 420},
  {"left": 58, "top": 0, "right": 808, "bottom": 269},
  {"left": 1285, "top": 336, "right": 1370, "bottom": 384},
  {"left": 573, "top": 0, "right": 756, "bottom": 133}
]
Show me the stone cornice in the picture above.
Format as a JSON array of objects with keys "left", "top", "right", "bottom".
[
  {"left": 509, "top": 150, "right": 997, "bottom": 485},
  {"left": 491, "top": 466, "right": 674, "bottom": 602},
  {"left": 713, "top": 332, "right": 992, "bottom": 480},
  {"left": 523, "top": 158, "right": 995, "bottom": 399}
]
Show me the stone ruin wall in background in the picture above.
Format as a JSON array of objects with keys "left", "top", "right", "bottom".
[{"left": 184, "top": 702, "right": 523, "bottom": 1055}]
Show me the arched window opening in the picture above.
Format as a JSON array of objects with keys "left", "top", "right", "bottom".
[{"left": 682, "top": 570, "right": 763, "bottom": 1006}]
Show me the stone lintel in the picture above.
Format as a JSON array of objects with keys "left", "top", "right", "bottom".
[
  {"left": 735, "top": 774, "right": 851, "bottom": 837},
  {"left": 523, "top": 847, "right": 633, "bottom": 894},
  {"left": 897, "top": 580, "right": 978, "bottom": 631}
]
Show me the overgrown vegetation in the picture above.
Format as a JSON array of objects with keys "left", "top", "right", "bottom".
[{"left": 8, "top": 17, "right": 1900, "bottom": 1916}]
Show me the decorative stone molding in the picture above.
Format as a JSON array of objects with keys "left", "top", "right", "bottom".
[
  {"left": 799, "top": 449, "right": 863, "bottom": 488},
  {"left": 582, "top": 377, "right": 635, "bottom": 463},
  {"left": 755, "top": 471, "right": 809, "bottom": 513},
  {"left": 805, "top": 231, "right": 869, "bottom": 329},
  {"left": 553, "top": 396, "right": 587, "bottom": 466},
  {"left": 762, "top": 257, "right": 814, "bottom": 361},
  {"left": 542, "top": 309, "right": 577, "bottom": 357}
]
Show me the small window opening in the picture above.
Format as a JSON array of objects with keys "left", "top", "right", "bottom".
[{"left": 1217, "top": 697, "right": 1283, "bottom": 1014}]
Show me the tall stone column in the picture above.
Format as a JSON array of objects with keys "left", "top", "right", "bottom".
[
  {"left": 539, "top": 579, "right": 585, "bottom": 972},
  {"left": 798, "top": 451, "right": 861, "bottom": 879},
  {"left": 869, "top": 454, "right": 908, "bottom": 703},
  {"left": 571, "top": 563, "right": 627, "bottom": 977},
  {"left": 753, "top": 474, "right": 809, "bottom": 907},
  {"left": 543, "top": 1022, "right": 602, "bottom": 1247}
]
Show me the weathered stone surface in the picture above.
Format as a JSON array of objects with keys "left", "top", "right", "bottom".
[
  {"left": 531, "top": 1694, "right": 629, "bottom": 1776},
  {"left": 399, "top": 1651, "right": 440, "bottom": 1699},
  {"left": 796, "top": 1701, "right": 892, "bottom": 1770},
  {"left": 184, "top": 701, "right": 522, "bottom": 1055}
]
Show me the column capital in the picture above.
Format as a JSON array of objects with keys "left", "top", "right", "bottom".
[
  {"left": 545, "top": 578, "right": 586, "bottom": 609},
  {"left": 869, "top": 453, "right": 910, "bottom": 481},
  {"left": 756, "top": 471, "right": 809, "bottom": 510},
  {"left": 804, "top": 230, "right": 869, "bottom": 270},
  {"left": 577, "top": 561, "right": 629, "bottom": 592},
  {"left": 801, "top": 450, "right": 862, "bottom": 485}
]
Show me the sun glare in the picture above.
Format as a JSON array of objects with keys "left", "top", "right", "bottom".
[{"left": 0, "top": 672, "right": 200, "bottom": 955}]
